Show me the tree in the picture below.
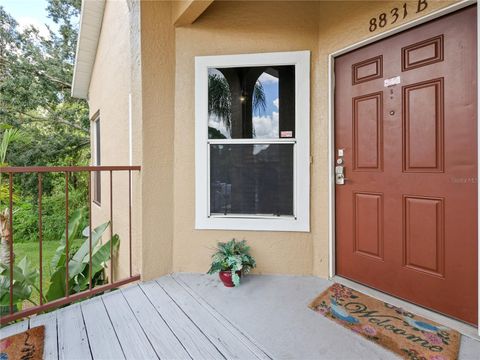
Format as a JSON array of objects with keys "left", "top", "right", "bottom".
[
  {"left": 0, "top": 1, "right": 89, "bottom": 174},
  {"left": 0, "top": 0, "right": 89, "bottom": 248}
]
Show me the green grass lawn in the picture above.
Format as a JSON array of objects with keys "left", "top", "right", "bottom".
[
  {"left": 13, "top": 241, "right": 58, "bottom": 306},
  {"left": 14, "top": 240, "right": 82, "bottom": 306},
  {"left": 14, "top": 241, "right": 59, "bottom": 306}
]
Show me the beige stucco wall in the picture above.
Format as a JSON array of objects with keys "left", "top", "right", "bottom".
[
  {"left": 88, "top": 0, "right": 142, "bottom": 281},
  {"left": 173, "top": 1, "right": 321, "bottom": 276},
  {"left": 139, "top": 0, "right": 176, "bottom": 280},
  {"left": 87, "top": 0, "right": 459, "bottom": 282},
  {"left": 170, "top": 1, "right": 456, "bottom": 278}
]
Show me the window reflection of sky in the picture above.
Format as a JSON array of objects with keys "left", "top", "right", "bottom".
[
  {"left": 253, "top": 72, "right": 279, "bottom": 139},
  {"left": 253, "top": 144, "right": 270, "bottom": 155}
]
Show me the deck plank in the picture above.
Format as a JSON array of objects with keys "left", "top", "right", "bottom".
[
  {"left": 121, "top": 285, "right": 191, "bottom": 359},
  {"left": 158, "top": 276, "right": 267, "bottom": 360},
  {"left": 81, "top": 296, "right": 125, "bottom": 360},
  {"left": 57, "top": 303, "right": 92, "bottom": 360},
  {"left": 170, "top": 275, "right": 272, "bottom": 360},
  {"left": 30, "top": 312, "right": 58, "bottom": 360},
  {"left": 0, "top": 318, "right": 29, "bottom": 338},
  {"left": 102, "top": 290, "right": 159, "bottom": 360},
  {"left": 139, "top": 281, "right": 224, "bottom": 360}
]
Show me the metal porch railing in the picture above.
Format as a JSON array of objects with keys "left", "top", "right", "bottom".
[{"left": 0, "top": 165, "right": 141, "bottom": 325}]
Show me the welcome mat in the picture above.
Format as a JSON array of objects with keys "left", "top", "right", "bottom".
[
  {"left": 0, "top": 325, "right": 44, "bottom": 360},
  {"left": 309, "top": 284, "right": 461, "bottom": 360}
]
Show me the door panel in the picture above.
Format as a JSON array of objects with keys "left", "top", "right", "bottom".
[
  {"left": 403, "top": 79, "right": 444, "bottom": 172},
  {"left": 353, "top": 93, "right": 383, "bottom": 170},
  {"left": 335, "top": 6, "right": 477, "bottom": 325},
  {"left": 403, "top": 195, "right": 445, "bottom": 277},
  {"left": 354, "top": 192, "right": 384, "bottom": 259}
]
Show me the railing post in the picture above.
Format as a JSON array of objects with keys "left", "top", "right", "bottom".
[
  {"left": 65, "top": 171, "right": 69, "bottom": 297},
  {"left": 129, "top": 169, "right": 132, "bottom": 278},
  {"left": 88, "top": 170, "right": 93, "bottom": 290},
  {"left": 110, "top": 170, "right": 113, "bottom": 283},
  {"left": 38, "top": 173, "right": 43, "bottom": 305},
  {"left": 8, "top": 173, "right": 14, "bottom": 315}
]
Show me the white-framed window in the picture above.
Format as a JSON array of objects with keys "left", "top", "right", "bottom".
[{"left": 195, "top": 51, "right": 310, "bottom": 232}]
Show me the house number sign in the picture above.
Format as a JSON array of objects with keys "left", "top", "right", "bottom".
[{"left": 369, "top": 0, "right": 428, "bottom": 32}]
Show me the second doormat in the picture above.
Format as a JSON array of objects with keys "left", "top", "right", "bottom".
[
  {"left": 0, "top": 325, "right": 45, "bottom": 360},
  {"left": 309, "top": 283, "right": 461, "bottom": 360}
]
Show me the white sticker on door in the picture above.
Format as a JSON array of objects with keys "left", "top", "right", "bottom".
[{"left": 384, "top": 76, "right": 401, "bottom": 87}]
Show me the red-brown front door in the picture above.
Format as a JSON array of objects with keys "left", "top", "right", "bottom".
[{"left": 335, "top": 6, "right": 478, "bottom": 325}]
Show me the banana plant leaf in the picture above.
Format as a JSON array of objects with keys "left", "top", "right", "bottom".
[
  {"left": 0, "top": 257, "right": 38, "bottom": 306},
  {"left": 45, "top": 267, "right": 66, "bottom": 302},
  {"left": 45, "top": 232, "right": 120, "bottom": 301},
  {"left": 74, "top": 234, "right": 119, "bottom": 291},
  {"left": 50, "top": 208, "right": 86, "bottom": 268},
  {"left": 0, "top": 276, "right": 31, "bottom": 306},
  {"left": 67, "top": 221, "right": 110, "bottom": 278},
  {"left": 16, "top": 256, "right": 38, "bottom": 285}
]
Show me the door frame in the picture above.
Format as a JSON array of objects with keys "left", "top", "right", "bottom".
[{"left": 327, "top": 0, "right": 480, "bottom": 335}]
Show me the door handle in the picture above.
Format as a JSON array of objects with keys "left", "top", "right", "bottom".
[{"left": 335, "top": 165, "right": 347, "bottom": 185}]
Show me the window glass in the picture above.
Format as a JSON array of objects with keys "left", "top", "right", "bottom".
[
  {"left": 210, "top": 144, "right": 294, "bottom": 216},
  {"left": 208, "top": 66, "right": 295, "bottom": 139}
]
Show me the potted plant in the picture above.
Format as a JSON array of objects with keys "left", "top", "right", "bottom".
[{"left": 207, "top": 239, "right": 256, "bottom": 287}]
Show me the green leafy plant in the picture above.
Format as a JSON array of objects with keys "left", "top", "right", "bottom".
[
  {"left": 0, "top": 127, "right": 20, "bottom": 167},
  {"left": 0, "top": 127, "right": 20, "bottom": 206},
  {"left": 207, "top": 239, "right": 256, "bottom": 286},
  {"left": 12, "top": 180, "right": 88, "bottom": 244},
  {"left": 0, "top": 256, "right": 40, "bottom": 310},
  {"left": 46, "top": 209, "right": 120, "bottom": 301},
  {"left": 0, "top": 208, "right": 120, "bottom": 312}
]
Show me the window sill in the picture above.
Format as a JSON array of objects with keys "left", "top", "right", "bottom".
[{"left": 195, "top": 216, "right": 309, "bottom": 232}]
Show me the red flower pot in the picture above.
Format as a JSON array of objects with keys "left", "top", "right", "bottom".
[{"left": 219, "top": 270, "right": 241, "bottom": 287}]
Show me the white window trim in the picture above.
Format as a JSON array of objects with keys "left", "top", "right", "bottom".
[{"left": 195, "top": 51, "right": 310, "bottom": 232}]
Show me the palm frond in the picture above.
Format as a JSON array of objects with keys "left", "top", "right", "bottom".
[
  {"left": 253, "top": 80, "right": 266, "bottom": 116},
  {"left": 0, "top": 128, "right": 19, "bottom": 164},
  {"left": 208, "top": 74, "right": 232, "bottom": 131}
]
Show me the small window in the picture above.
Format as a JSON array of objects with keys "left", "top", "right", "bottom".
[
  {"left": 196, "top": 51, "right": 310, "bottom": 231},
  {"left": 93, "top": 112, "right": 101, "bottom": 205}
]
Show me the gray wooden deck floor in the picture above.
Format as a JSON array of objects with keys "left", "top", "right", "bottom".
[{"left": 1, "top": 273, "right": 479, "bottom": 360}]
